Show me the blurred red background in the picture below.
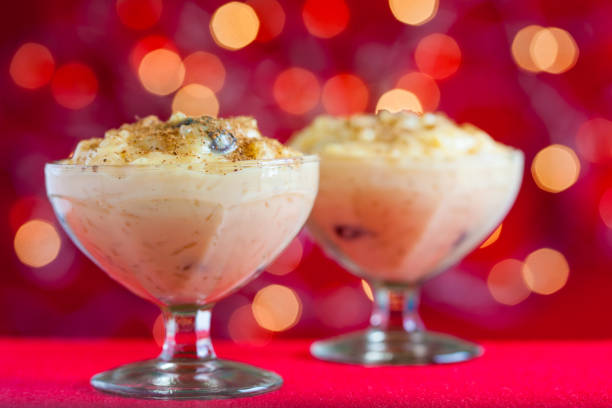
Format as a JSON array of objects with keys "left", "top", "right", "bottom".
[{"left": 2, "top": 0, "right": 610, "bottom": 344}]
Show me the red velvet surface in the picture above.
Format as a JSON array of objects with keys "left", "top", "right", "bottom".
[{"left": 1, "top": 338, "right": 610, "bottom": 407}]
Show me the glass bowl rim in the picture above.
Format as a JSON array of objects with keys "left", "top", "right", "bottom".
[{"left": 45, "top": 154, "right": 319, "bottom": 171}]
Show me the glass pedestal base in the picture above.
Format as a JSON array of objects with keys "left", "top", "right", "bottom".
[
  {"left": 90, "top": 358, "right": 283, "bottom": 400},
  {"left": 311, "top": 328, "right": 483, "bottom": 365}
]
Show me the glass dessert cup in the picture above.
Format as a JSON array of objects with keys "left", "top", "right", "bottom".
[
  {"left": 45, "top": 157, "right": 318, "bottom": 399},
  {"left": 308, "top": 152, "right": 523, "bottom": 365}
]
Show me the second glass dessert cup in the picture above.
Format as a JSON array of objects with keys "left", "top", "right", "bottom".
[
  {"left": 45, "top": 157, "right": 318, "bottom": 399},
  {"left": 308, "top": 152, "right": 523, "bottom": 365}
]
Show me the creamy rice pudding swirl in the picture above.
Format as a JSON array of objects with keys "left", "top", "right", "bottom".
[{"left": 291, "top": 111, "right": 523, "bottom": 284}]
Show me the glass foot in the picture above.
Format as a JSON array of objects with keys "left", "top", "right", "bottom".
[
  {"left": 311, "top": 328, "right": 483, "bottom": 365},
  {"left": 90, "top": 358, "right": 283, "bottom": 400}
]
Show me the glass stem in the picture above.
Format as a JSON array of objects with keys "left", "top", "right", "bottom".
[
  {"left": 158, "top": 305, "right": 216, "bottom": 361},
  {"left": 369, "top": 283, "right": 424, "bottom": 333}
]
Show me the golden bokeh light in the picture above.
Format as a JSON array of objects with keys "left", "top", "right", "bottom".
[
  {"left": 512, "top": 25, "right": 578, "bottom": 74},
  {"left": 273, "top": 67, "right": 320, "bottom": 114},
  {"left": 14, "top": 220, "right": 61, "bottom": 268},
  {"left": 389, "top": 0, "right": 438, "bottom": 26},
  {"left": 376, "top": 89, "right": 423, "bottom": 114},
  {"left": 530, "top": 28, "right": 558, "bottom": 72},
  {"left": 531, "top": 144, "right": 580, "bottom": 193},
  {"left": 252, "top": 284, "right": 302, "bottom": 332},
  {"left": 522, "top": 248, "right": 569, "bottom": 295},
  {"left": 487, "top": 259, "right": 531, "bottom": 305},
  {"left": 266, "top": 238, "right": 303, "bottom": 276},
  {"left": 511, "top": 25, "right": 542, "bottom": 72},
  {"left": 138, "top": 49, "right": 185, "bottom": 96},
  {"left": 321, "top": 73, "right": 369, "bottom": 115},
  {"left": 10, "top": 43, "right": 55, "bottom": 89},
  {"left": 210, "top": 2, "right": 260, "bottom": 51},
  {"left": 182, "top": 51, "right": 226, "bottom": 92},
  {"left": 172, "top": 84, "right": 219, "bottom": 117},
  {"left": 395, "top": 71, "right": 440, "bottom": 112},
  {"left": 361, "top": 280, "right": 374, "bottom": 301},
  {"left": 302, "top": 0, "right": 350, "bottom": 39},
  {"left": 480, "top": 224, "right": 502, "bottom": 249},
  {"left": 414, "top": 33, "right": 461, "bottom": 80}
]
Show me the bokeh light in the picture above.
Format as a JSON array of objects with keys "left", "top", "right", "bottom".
[
  {"left": 512, "top": 25, "right": 578, "bottom": 74},
  {"left": 247, "top": 0, "right": 285, "bottom": 42},
  {"left": 210, "top": 2, "right": 260, "bottom": 51},
  {"left": 51, "top": 63, "right": 98, "bottom": 109},
  {"left": 228, "top": 304, "right": 272, "bottom": 346},
  {"left": 129, "top": 35, "right": 177, "bottom": 72},
  {"left": 116, "top": 0, "right": 162, "bottom": 30},
  {"left": 321, "top": 73, "right": 369, "bottom": 115},
  {"left": 487, "top": 259, "right": 531, "bottom": 305},
  {"left": 576, "top": 118, "right": 612, "bottom": 163},
  {"left": 389, "top": 0, "right": 438, "bottom": 26},
  {"left": 361, "top": 280, "right": 374, "bottom": 301},
  {"left": 522, "top": 248, "right": 569, "bottom": 295},
  {"left": 172, "top": 84, "right": 219, "bottom": 117},
  {"left": 395, "top": 71, "right": 440, "bottom": 111},
  {"left": 302, "top": 0, "right": 349, "bottom": 39},
  {"left": 511, "top": 25, "right": 541, "bottom": 72},
  {"left": 531, "top": 144, "right": 580, "bottom": 193},
  {"left": 138, "top": 49, "right": 185, "bottom": 96},
  {"left": 273, "top": 67, "right": 320, "bottom": 114},
  {"left": 10, "top": 43, "right": 55, "bottom": 90},
  {"left": 14, "top": 220, "right": 61, "bottom": 268},
  {"left": 376, "top": 89, "right": 423, "bottom": 114},
  {"left": 598, "top": 188, "right": 612, "bottom": 229},
  {"left": 266, "top": 238, "right": 303, "bottom": 276},
  {"left": 252, "top": 284, "right": 302, "bottom": 332},
  {"left": 414, "top": 33, "right": 461, "bottom": 80},
  {"left": 480, "top": 224, "right": 502, "bottom": 249},
  {"left": 182, "top": 51, "right": 226, "bottom": 92}
]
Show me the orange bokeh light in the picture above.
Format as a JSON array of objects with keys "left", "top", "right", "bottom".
[
  {"left": 531, "top": 144, "right": 580, "bottom": 193},
  {"left": 138, "top": 49, "right": 185, "bottom": 96},
  {"left": 389, "top": 0, "right": 438, "bottom": 26},
  {"left": 14, "top": 220, "right": 61, "bottom": 268},
  {"left": 414, "top": 33, "right": 461, "bottom": 80},
  {"left": 210, "top": 2, "right": 260, "bottom": 51},
  {"left": 376, "top": 89, "right": 423, "bottom": 114},
  {"left": 182, "top": 51, "right": 226, "bottom": 93},
  {"left": 266, "top": 238, "right": 303, "bottom": 276},
  {"left": 522, "top": 248, "right": 569, "bottom": 295},
  {"left": 51, "top": 63, "right": 98, "bottom": 109},
  {"left": 247, "top": 0, "right": 285, "bottom": 42},
  {"left": 480, "top": 224, "right": 502, "bottom": 249},
  {"left": 172, "top": 84, "right": 219, "bottom": 117},
  {"left": 116, "top": 0, "right": 162, "bottom": 30},
  {"left": 302, "top": 0, "right": 350, "bottom": 39},
  {"left": 487, "top": 259, "right": 531, "bottom": 305},
  {"left": 576, "top": 118, "right": 612, "bottom": 163},
  {"left": 395, "top": 71, "right": 440, "bottom": 112},
  {"left": 321, "top": 73, "right": 369, "bottom": 115},
  {"left": 361, "top": 280, "right": 374, "bottom": 301},
  {"left": 512, "top": 25, "right": 578, "bottom": 74},
  {"left": 252, "top": 284, "right": 302, "bottom": 332},
  {"left": 273, "top": 67, "right": 320, "bottom": 114},
  {"left": 10, "top": 43, "right": 55, "bottom": 90},
  {"left": 129, "top": 35, "right": 177, "bottom": 73},
  {"left": 511, "top": 25, "right": 542, "bottom": 73}
]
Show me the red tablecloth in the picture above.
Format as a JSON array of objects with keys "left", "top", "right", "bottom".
[{"left": 1, "top": 338, "right": 611, "bottom": 407}]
